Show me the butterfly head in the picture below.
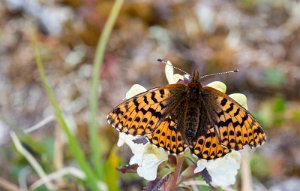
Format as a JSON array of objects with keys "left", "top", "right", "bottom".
[{"left": 191, "top": 71, "right": 200, "bottom": 83}]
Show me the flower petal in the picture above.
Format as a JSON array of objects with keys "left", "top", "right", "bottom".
[
  {"left": 136, "top": 154, "right": 162, "bottom": 181},
  {"left": 195, "top": 150, "right": 242, "bottom": 187},
  {"left": 229, "top": 93, "right": 248, "bottom": 109},
  {"left": 117, "top": 133, "right": 145, "bottom": 153},
  {"left": 206, "top": 81, "right": 227, "bottom": 93},
  {"left": 173, "top": 74, "right": 184, "bottom": 83},
  {"left": 129, "top": 144, "right": 168, "bottom": 180},
  {"left": 165, "top": 61, "right": 175, "bottom": 84},
  {"left": 118, "top": 132, "right": 168, "bottom": 181},
  {"left": 194, "top": 160, "right": 208, "bottom": 173},
  {"left": 125, "top": 84, "right": 147, "bottom": 99}
]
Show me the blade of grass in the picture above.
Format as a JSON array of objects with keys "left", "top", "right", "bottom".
[
  {"left": 32, "top": 36, "right": 100, "bottom": 191},
  {"left": 89, "top": 0, "right": 124, "bottom": 179}
]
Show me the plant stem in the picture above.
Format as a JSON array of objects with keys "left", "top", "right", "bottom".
[
  {"left": 163, "top": 156, "right": 185, "bottom": 191},
  {"left": 89, "top": 0, "right": 124, "bottom": 180},
  {"left": 178, "top": 163, "right": 198, "bottom": 183},
  {"left": 33, "top": 36, "right": 99, "bottom": 190},
  {"left": 241, "top": 151, "right": 253, "bottom": 191}
]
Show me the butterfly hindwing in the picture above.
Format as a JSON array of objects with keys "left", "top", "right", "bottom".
[
  {"left": 147, "top": 116, "right": 187, "bottom": 154},
  {"left": 190, "top": 127, "right": 231, "bottom": 159},
  {"left": 107, "top": 84, "right": 186, "bottom": 136}
]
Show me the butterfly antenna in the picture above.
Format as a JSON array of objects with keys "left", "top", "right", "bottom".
[
  {"left": 157, "top": 59, "right": 190, "bottom": 76},
  {"left": 200, "top": 69, "right": 239, "bottom": 80}
]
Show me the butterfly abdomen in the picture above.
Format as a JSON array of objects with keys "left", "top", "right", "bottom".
[
  {"left": 183, "top": 83, "right": 202, "bottom": 142},
  {"left": 184, "top": 106, "right": 200, "bottom": 139}
]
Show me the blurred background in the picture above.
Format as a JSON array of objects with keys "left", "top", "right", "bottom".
[{"left": 0, "top": 0, "right": 300, "bottom": 190}]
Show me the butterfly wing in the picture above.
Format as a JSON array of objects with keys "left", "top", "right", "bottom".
[
  {"left": 107, "top": 84, "right": 186, "bottom": 136},
  {"left": 190, "top": 86, "right": 266, "bottom": 160},
  {"left": 146, "top": 116, "right": 188, "bottom": 154},
  {"left": 190, "top": 126, "right": 231, "bottom": 159}
]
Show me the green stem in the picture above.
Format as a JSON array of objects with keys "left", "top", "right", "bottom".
[
  {"left": 89, "top": 0, "right": 124, "bottom": 180},
  {"left": 178, "top": 163, "right": 198, "bottom": 183},
  {"left": 163, "top": 156, "right": 185, "bottom": 191},
  {"left": 33, "top": 36, "right": 99, "bottom": 191}
]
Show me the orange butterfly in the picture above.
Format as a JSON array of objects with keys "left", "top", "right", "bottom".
[{"left": 107, "top": 70, "right": 266, "bottom": 160}]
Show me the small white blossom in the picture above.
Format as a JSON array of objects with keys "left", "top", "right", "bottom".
[
  {"left": 165, "top": 60, "right": 184, "bottom": 84},
  {"left": 117, "top": 132, "right": 168, "bottom": 181},
  {"left": 207, "top": 81, "right": 227, "bottom": 93},
  {"left": 229, "top": 93, "right": 248, "bottom": 109},
  {"left": 130, "top": 143, "right": 168, "bottom": 181},
  {"left": 125, "top": 84, "right": 147, "bottom": 99},
  {"left": 194, "top": 150, "right": 242, "bottom": 187}
]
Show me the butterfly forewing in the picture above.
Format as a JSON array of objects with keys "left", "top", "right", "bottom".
[{"left": 107, "top": 84, "right": 186, "bottom": 137}]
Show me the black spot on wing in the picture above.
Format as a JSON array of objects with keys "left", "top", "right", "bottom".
[
  {"left": 221, "top": 98, "right": 227, "bottom": 106},
  {"left": 218, "top": 118, "right": 233, "bottom": 127},
  {"left": 159, "top": 89, "right": 165, "bottom": 98},
  {"left": 148, "top": 108, "right": 162, "bottom": 118},
  {"left": 225, "top": 103, "right": 234, "bottom": 113},
  {"left": 233, "top": 108, "right": 240, "bottom": 116},
  {"left": 150, "top": 92, "right": 158, "bottom": 103},
  {"left": 143, "top": 95, "right": 149, "bottom": 105}
]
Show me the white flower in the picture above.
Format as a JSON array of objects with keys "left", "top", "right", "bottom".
[
  {"left": 165, "top": 60, "right": 184, "bottom": 84},
  {"left": 125, "top": 84, "right": 147, "bottom": 100},
  {"left": 194, "top": 150, "right": 242, "bottom": 187},
  {"left": 206, "top": 81, "right": 227, "bottom": 93},
  {"left": 118, "top": 132, "right": 168, "bottom": 181},
  {"left": 130, "top": 143, "right": 168, "bottom": 181}
]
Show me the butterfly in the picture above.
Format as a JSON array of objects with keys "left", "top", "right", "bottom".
[{"left": 107, "top": 70, "right": 266, "bottom": 160}]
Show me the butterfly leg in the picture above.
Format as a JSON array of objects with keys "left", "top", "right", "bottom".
[
  {"left": 213, "top": 124, "right": 222, "bottom": 144},
  {"left": 205, "top": 109, "right": 225, "bottom": 147},
  {"left": 213, "top": 125, "right": 229, "bottom": 149}
]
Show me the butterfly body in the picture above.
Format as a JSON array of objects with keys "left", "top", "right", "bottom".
[
  {"left": 107, "top": 71, "right": 266, "bottom": 160},
  {"left": 179, "top": 81, "right": 211, "bottom": 145}
]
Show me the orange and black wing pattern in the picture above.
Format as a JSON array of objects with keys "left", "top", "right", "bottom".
[
  {"left": 190, "top": 86, "right": 266, "bottom": 160},
  {"left": 107, "top": 84, "right": 185, "bottom": 136},
  {"left": 189, "top": 126, "right": 231, "bottom": 159},
  {"left": 146, "top": 116, "right": 187, "bottom": 154}
]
